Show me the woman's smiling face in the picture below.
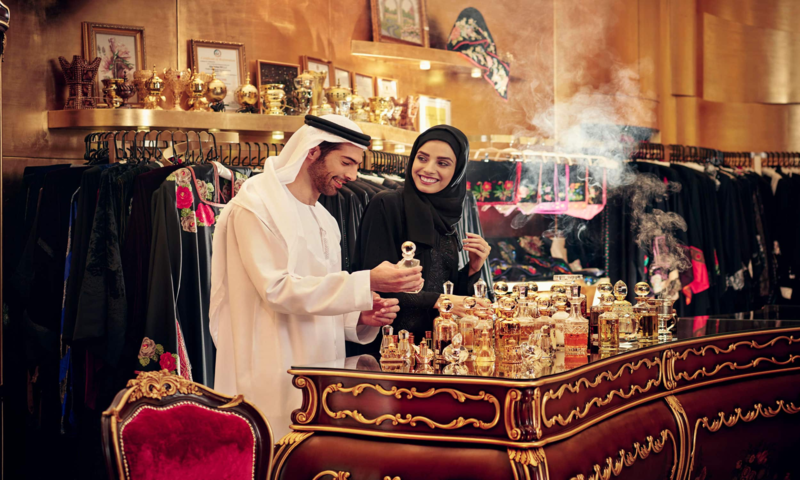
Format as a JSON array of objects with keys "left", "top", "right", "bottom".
[{"left": 411, "top": 140, "right": 457, "bottom": 194}]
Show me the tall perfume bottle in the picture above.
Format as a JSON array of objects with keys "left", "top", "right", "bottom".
[
  {"left": 399, "top": 241, "right": 422, "bottom": 293},
  {"left": 633, "top": 282, "right": 657, "bottom": 344},
  {"left": 379, "top": 325, "right": 394, "bottom": 356},
  {"left": 397, "top": 330, "right": 414, "bottom": 367},
  {"left": 517, "top": 290, "right": 536, "bottom": 339},
  {"left": 442, "top": 333, "right": 469, "bottom": 375},
  {"left": 533, "top": 295, "right": 556, "bottom": 358},
  {"left": 433, "top": 298, "right": 458, "bottom": 364},
  {"left": 589, "top": 297, "right": 605, "bottom": 353},
  {"left": 612, "top": 281, "right": 638, "bottom": 345},
  {"left": 494, "top": 296, "right": 520, "bottom": 362},
  {"left": 527, "top": 282, "right": 540, "bottom": 318},
  {"left": 459, "top": 297, "right": 478, "bottom": 355},
  {"left": 598, "top": 293, "right": 620, "bottom": 353},
  {"left": 564, "top": 285, "right": 589, "bottom": 356},
  {"left": 657, "top": 298, "right": 674, "bottom": 342},
  {"left": 473, "top": 329, "right": 496, "bottom": 376},
  {"left": 551, "top": 293, "right": 569, "bottom": 351},
  {"left": 473, "top": 279, "right": 493, "bottom": 335},
  {"left": 414, "top": 336, "right": 435, "bottom": 374}
]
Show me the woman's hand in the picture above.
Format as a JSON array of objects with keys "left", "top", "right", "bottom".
[
  {"left": 435, "top": 294, "right": 492, "bottom": 318},
  {"left": 463, "top": 233, "right": 491, "bottom": 276}
]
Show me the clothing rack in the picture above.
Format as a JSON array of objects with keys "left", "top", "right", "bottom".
[
  {"left": 364, "top": 150, "right": 409, "bottom": 176},
  {"left": 214, "top": 142, "right": 285, "bottom": 167}
]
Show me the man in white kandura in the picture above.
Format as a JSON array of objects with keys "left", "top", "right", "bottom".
[{"left": 209, "top": 114, "right": 423, "bottom": 438}]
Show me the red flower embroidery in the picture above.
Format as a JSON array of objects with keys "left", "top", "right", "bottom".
[
  {"left": 176, "top": 186, "right": 193, "bottom": 209},
  {"left": 505, "top": 180, "right": 514, "bottom": 190},
  {"left": 196, "top": 203, "right": 215, "bottom": 226},
  {"left": 482, "top": 182, "right": 492, "bottom": 192},
  {"left": 467, "top": 181, "right": 472, "bottom": 190},
  {"left": 159, "top": 352, "right": 177, "bottom": 372}
]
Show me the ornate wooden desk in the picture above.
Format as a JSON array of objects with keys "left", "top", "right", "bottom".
[{"left": 274, "top": 318, "right": 800, "bottom": 480}]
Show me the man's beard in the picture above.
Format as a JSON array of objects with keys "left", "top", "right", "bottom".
[{"left": 308, "top": 156, "right": 337, "bottom": 196}]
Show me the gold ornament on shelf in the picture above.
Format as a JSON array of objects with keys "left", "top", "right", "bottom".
[
  {"left": 261, "top": 83, "right": 287, "bottom": 116},
  {"left": 116, "top": 71, "right": 136, "bottom": 107},
  {"left": 101, "top": 78, "right": 123, "bottom": 109},
  {"left": 143, "top": 66, "right": 166, "bottom": 110},
  {"left": 163, "top": 67, "right": 191, "bottom": 111},
  {"left": 187, "top": 66, "right": 210, "bottom": 112},
  {"left": 133, "top": 69, "right": 153, "bottom": 102},
  {"left": 325, "top": 80, "right": 352, "bottom": 117},
  {"left": 349, "top": 85, "right": 368, "bottom": 122},
  {"left": 234, "top": 72, "right": 259, "bottom": 113},
  {"left": 206, "top": 67, "right": 228, "bottom": 112}
]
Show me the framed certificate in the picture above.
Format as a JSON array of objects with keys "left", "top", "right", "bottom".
[
  {"left": 334, "top": 68, "right": 352, "bottom": 89},
  {"left": 190, "top": 39, "right": 246, "bottom": 110},
  {"left": 376, "top": 76, "right": 398, "bottom": 98},
  {"left": 302, "top": 56, "right": 332, "bottom": 88},
  {"left": 416, "top": 95, "right": 451, "bottom": 132},
  {"left": 353, "top": 73, "right": 375, "bottom": 98}
]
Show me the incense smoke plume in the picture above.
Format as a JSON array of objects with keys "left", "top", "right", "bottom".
[{"left": 503, "top": 1, "right": 689, "bottom": 281}]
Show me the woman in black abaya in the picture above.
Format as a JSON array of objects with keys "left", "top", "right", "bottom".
[{"left": 350, "top": 125, "right": 491, "bottom": 352}]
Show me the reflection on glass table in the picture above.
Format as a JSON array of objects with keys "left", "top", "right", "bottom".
[{"left": 294, "top": 317, "right": 800, "bottom": 380}]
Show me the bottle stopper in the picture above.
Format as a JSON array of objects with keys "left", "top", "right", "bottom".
[
  {"left": 634, "top": 282, "right": 651, "bottom": 298},
  {"left": 494, "top": 281, "right": 509, "bottom": 296},
  {"left": 464, "top": 296, "right": 477, "bottom": 311},
  {"left": 597, "top": 281, "right": 613, "bottom": 296},
  {"left": 474, "top": 279, "right": 488, "bottom": 299},
  {"left": 440, "top": 298, "right": 454, "bottom": 314},
  {"left": 600, "top": 293, "right": 615, "bottom": 305},
  {"left": 527, "top": 282, "right": 539, "bottom": 294},
  {"left": 569, "top": 284, "right": 581, "bottom": 299},
  {"left": 613, "top": 280, "right": 628, "bottom": 300},
  {"left": 443, "top": 280, "right": 454, "bottom": 296},
  {"left": 500, "top": 296, "right": 516, "bottom": 313},
  {"left": 451, "top": 333, "right": 463, "bottom": 349},
  {"left": 401, "top": 241, "right": 416, "bottom": 260}
]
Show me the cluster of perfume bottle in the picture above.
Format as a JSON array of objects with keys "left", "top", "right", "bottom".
[{"left": 378, "top": 275, "right": 677, "bottom": 378}]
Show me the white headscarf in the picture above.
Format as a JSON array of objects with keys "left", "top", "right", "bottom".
[{"left": 209, "top": 115, "right": 368, "bottom": 326}]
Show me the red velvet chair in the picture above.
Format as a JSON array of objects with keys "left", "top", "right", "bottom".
[{"left": 101, "top": 370, "right": 273, "bottom": 480}]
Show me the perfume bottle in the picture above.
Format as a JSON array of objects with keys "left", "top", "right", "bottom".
[
  {"left": 379, "top": 325, "right": 394, "bottom": 356},
  {"left": 657, "top": 297, "right": 674, "bottom": 342},
  {"left": 633, "top": 282, "right": 657, "bottom": 344},
  {"left": 589, "top": 298, "right": 604, "bottom": 353},
  {"left": 474, "top": 329, "right": 496, "bottom": 376},
  {"left": 551, "top": 293, "right": 569, "bottom": 351},
  {"left": 399, "top": 241, "right": 422, "bottom": 293},
  {"left": 527, "top": 282, "right": 540, "bottom": 318},
  {"left": 598, "top": 293, "right": 619, "bottom": 352},
  {"left": 443, "top": 280, "right": 454, "bottom": 297},
  {"left": 473, "top": 279, "right": 494, "bottom": 335},
  {"left": 517, "top": 291, "right": 536, "bottom": 339},
  {"left": 443, "top": 333, "right": 469, "bottom": 375},
  {"left": 533, "top": 295, "right": 556, "bottom": 358},
  {"left": 433, "top": 298, "right": 458, "bottom": 364},
  {"left": 379, "top": 336, "right": 406, "bottom": 371},
  {"left": 494, "top": 296, "right": 520, "bottom": 362},
  {"left": 564, "top": 285, "right": 589, "bottom": 356},
  {"left": 459, "top": 297, "right": 478, "bottom": 355},
  {"left": 612, "top": 281, "right": 638, "bottom": 345},
  {"left": 397, "top": 330, "right": 414, "bottom": 367}
]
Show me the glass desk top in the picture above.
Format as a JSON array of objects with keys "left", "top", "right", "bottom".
[{"left": 293, "top": 317, "right": 800, "bottom": 381}]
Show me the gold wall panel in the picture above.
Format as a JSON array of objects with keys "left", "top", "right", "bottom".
[
  {"left": 703, "top": 13, "right": 800, "bottom": 104},
  {"left": 670, "top": 0, "right": 697, "bottom": 97},
  {"left": 702, "top": 0, "right": 800, "bottom": 33},
  {"left": 698, "top": 99, "right": 799, "bottom": 151}
]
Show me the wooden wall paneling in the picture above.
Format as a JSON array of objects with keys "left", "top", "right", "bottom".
[
  {"left": 698, "top": 99, "right": 795, "bottom": 152},
  {"left": 701, "top": 0, "right": 800, "bottom": 33},
  {"left": 670, "top": 0, "right": 697, "bottom": 97}
]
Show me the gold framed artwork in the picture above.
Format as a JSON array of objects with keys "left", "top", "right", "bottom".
[
  {"left": 353, "top": 73, "right": 375, "bottom": 98},
  {"left": 302, "top": 56, "right": 333, "bottom": 88},
  {"left": 257, "top": 60, "right": 300, "bottom": 114},
  {"left": 189, "top": 39, "right": 246, "bottom": 110},
  {"left": 82, "top": 22, "right": 146, "bottom": 106},
  {"left": 416, "top": 95, "right": 451, "bottom": 132},
  {"left": 370, "top": 0, "right": 429, "bottom": 47},
  {"left": 334, "top": 68, "right": 352, "bottom": 89},
  {"left": 376, "top": 76, "right": 399, "bottom": 98}
]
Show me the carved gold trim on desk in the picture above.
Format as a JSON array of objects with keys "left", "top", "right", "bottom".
[
  {"left": 322, "top": 383, "right": 501, "bottom": 430},
  {"left": 570, "top": 430, "right": 675, "bottom": 480},
  {"left": 272, "top": 432, "right": 314, "bottom": 480},
  {"left": 664, "top": 396, "right": 691, "bottom": 480},
  {"left": 542, "top": 357, "right": 662, "bottom": 428},
  {"left": 313, "top": 471, "right": 351, "bottom": 480},
  {"left": 687, "top": 400, "right": 800, "bottom": 479},
  {"left": 292, "top": 376, "right": 318, "bottom": 424},
  {"left": 508, "top": 447, "right": 549, "bottom": 480},
  {"left": 671, "top": 335, "right": 800, "bottom": 383},
  {"left": 505, "top": 389, "right": 523, "bottom": 441}
]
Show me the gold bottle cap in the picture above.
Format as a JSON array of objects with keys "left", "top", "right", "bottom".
[
  {"left": 494, "top": 281, "right": 509, "bottom": 296},
  {"left": 553, "top": 293, "right": 568, "bottom": 307},
  {"left": 500, "top": 296, "right": 516, "bottom": 314},
  {"left": 440, "top": 298, "right": 454, "bottom": 314},
  {"left": 613, "top": 280, "right": 628, "bottom": 301},
  {"left": 600, "top": 293, "right": 615, "bottom": 305},
  {"left": 634, "top": 282, "right": 651, "bottom": 297},
  {"left": 464, "top": 296, "right": 477, "bottom": 311},
  {"left": 527, "top": 282, "right": 539, "bottom": 293},
  {"left": 597, "top": 281, "right": 613, "bottom": 295},
  {"left": 551, "top": 283, "right": 566, "bottom": 295}
]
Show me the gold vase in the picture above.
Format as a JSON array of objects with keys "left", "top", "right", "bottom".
[
  {"left": 234, "top": 72, "right": 259, "bottom": 113},
  {"left": 325, "top": 80, "right": 352, "bottom": 117},
  {"left": 101, "top": 78, "right": 122, "bottom": 109},
  {"left": 187, "top": 66, "right": 210, "bottom": 112},
  {"left": 164, "top": 67, "right": 191, "bottom": 111},
  {"left": 261, "top": 83, "right": 287, "bottom": 116},
  {"left": 143, "top": 66, "right": 166, "bottom": 110}
]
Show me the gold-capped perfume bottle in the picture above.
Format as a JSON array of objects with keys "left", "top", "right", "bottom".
[
  {"left": 657, "top": 297, "right": 674, "bottom": 342},
  {"left": 527, "top": 282, "right": 540, "bottom": 318},
  {"left": 443, "top": 333, "right": 469, "bottom": 375},
  {"left": 397, "top": 330, "right": 413, "bottom": 367},
  {"left": 598, "top": 293, "right": 620, "bottom": 353},
  {"left": 612, "top": 281, "right": 638, "bottom": 345},
  {"left": 473, "top": 279, "right": 493, "bottom": 335},
  {"left": 533, "top": 295, "right": 556, "bottom": 357},
  {"left": 414, "top": 336, "right": 435, "bottom": 374},
  {"left": 433, "top": 298, "right": 458, "bottom": 364},
  {"left": 460, "top": 297, "right": 478, "bottom": 355},
  {"left": 633, "top": 282, "right": 657, "bottom": 344},
  {"left": 379, "top": 325, "right": 394, "bottom": 356},
  {"left": 494, "top": 296, "right": 519, "bottom": 362},
  {"left": 551, "top": 293, "right": 569, "bottom": 351},
  {"left": 399, "top": 241, "right": 422, "bottom": 293},
  {"left": 564, "top": 285, "right": 589, "bottom": 356}
]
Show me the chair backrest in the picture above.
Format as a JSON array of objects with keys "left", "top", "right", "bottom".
[{"left": 102, "top": 370, "right": 273, "bottom": 480}]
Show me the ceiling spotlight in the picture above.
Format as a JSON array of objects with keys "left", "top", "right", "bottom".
[
  {"left": 471, "top": 68, "right": 482, "bottom": 78},
  {"left": 420, "top": 60, "right": 431, "bottom": 70},
  {"left": 272, "top": 131, "right": 285, "bottom": 141}
]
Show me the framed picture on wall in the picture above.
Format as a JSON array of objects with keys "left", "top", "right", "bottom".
[
  {"left": 190, "top": 39, "right": 247, "bottom": 110},
  {"left": 416, "top": 95, "right": 451, "bottom": 132},
  {"left": 370, "top": 0, "right": 429, "bottom": 47},
  {"left": 353, "top": 73, "right": 375, "bottom": 98},
  {"left": 376, "top": 76, "right": 398, "bottom": 98},
  {"left": 334, "top": 68, "right": 352, "bottom": 89},
  {"left": 257, "top": 60, "right": 300, "bottom": 114},
  {"left": 82, "top": 22, "right": 146, "bottom": 106},
  {"left": 302, "top": 56, "right": 332, "bottom": 88}
]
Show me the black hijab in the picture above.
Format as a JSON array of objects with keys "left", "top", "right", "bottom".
[{"left": 403, "top": 125, "right": 470, "bottom": 247}]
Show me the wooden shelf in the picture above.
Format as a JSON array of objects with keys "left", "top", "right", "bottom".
[
  {"left": 350, "top": 40, "right": 473, "bottom": 68},
  {"left": 47, "top": 109, "right": 419, "bottom": 146}
]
